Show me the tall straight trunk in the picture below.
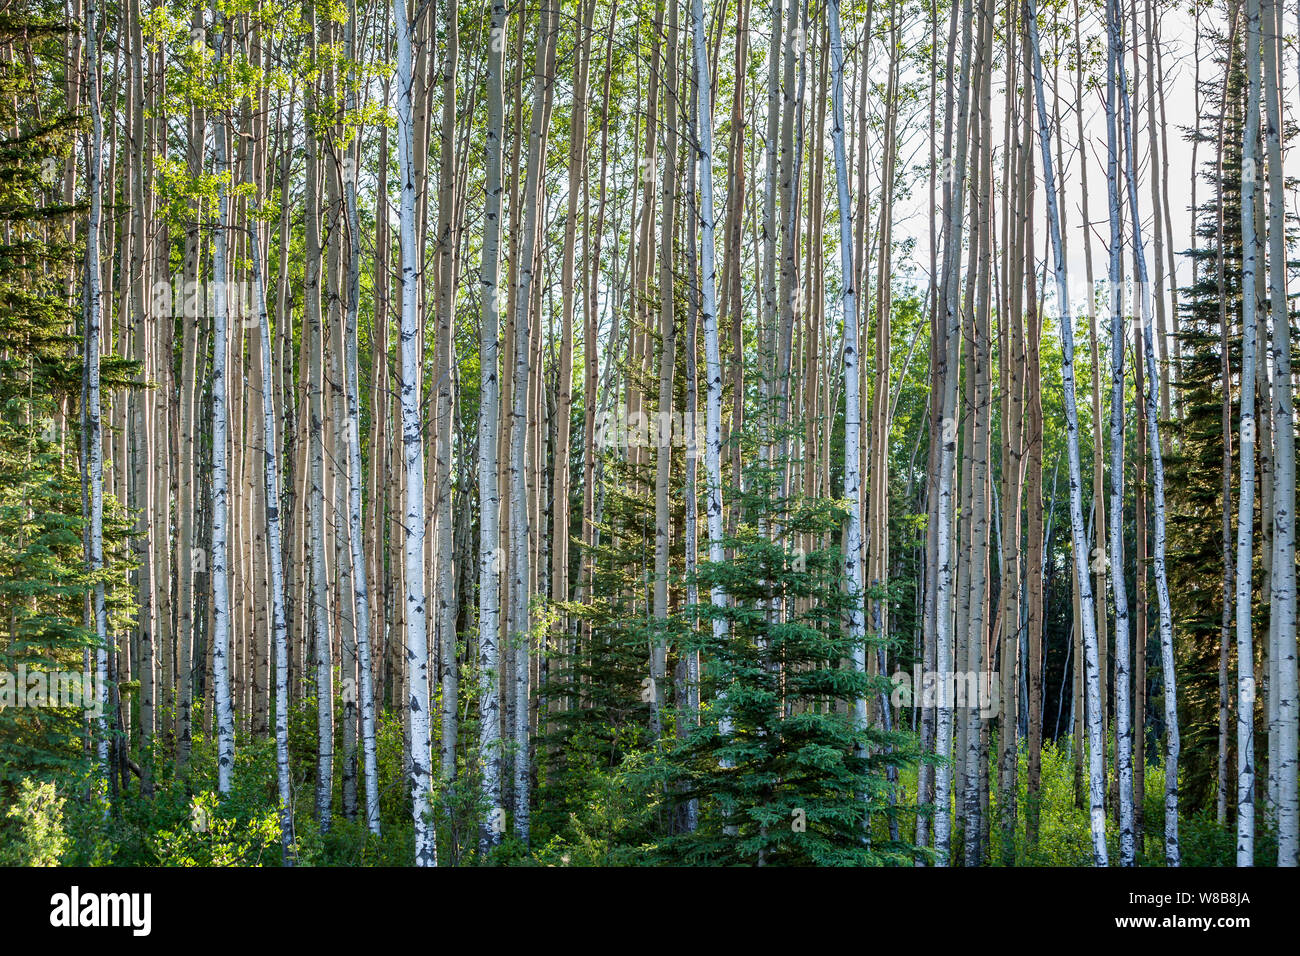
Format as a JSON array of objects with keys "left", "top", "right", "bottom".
[
  {"left": 1115, "top": 8, "right": 1179, "bottom": 866},
  {"left": 760, "top": 0, "right": 781, "bottom": 466},
  {"left": 1027, "top": 0, "right": 1108, "bottom": 864},
  {"left": 962, "top": 0, "right": 994, "bottom": 867},
  {"left": 723, "top": 0, "right": 749, "bottom": 501},
  {"left": 1103, "top": 0, "right": 1135, "bottom": 864},
  {"left": 579, "top": 8, "right": 615, "bottom": 678},
  {"left": 680, "top": 37, "right": 701, "bottom": 832},
  {"left": 1134, "top": 321, "right": 1148, "bottom": 851},
  {"left": 477, "top": 0, "right": 507, "bottom": 852},
  {"left": 507, "top": 0, "right": 557, "bottom": 845},
  {"left": 1214, "top": 9, "right": 1240, "bottom": 826},
  {"left": 369, "top": 69, "right": 391, "bottom": 719},
  {"left": 344, "top": 0, "right": 379, "bottom": 835},
  {"left": 916, "top": 0, "right": 942, "bottom": 852},
  {"left": 1074, "top": 0, "right": 1109, "bottom": 798},
  {"left": 394, "top": 0, "right": 435, "bottom": 867},
  {"left": 210, "top": 6, "right": 236, "bottom": 795},
  {"left": 1262, "top": 0, "right": 1298, "bottom": 866},
  {"left": 997, "top": 34, "right": 1028, "bottom": 857},
  {"left": 691, "top": 0, "right": 727, "bottom": 742},
  {"left": 933, "top": 0, "right": 974, "bottom": 865},
  {"left": 176, "top": 10, "right": 205, "bottom": 766},
  {"left": 1141, "top": 0, "right": 1170, "bottom": 426},
  {"left": 303, "top": 16, "right": 333, "bottom": 831},
  {"left": 85, "top": 0, "right": 110, "bottom": 790},
  {"left": 1024, "top": 165, "right": 1045, "bottom": 846},
  {"left": 828, "top": 0, "right": 865, "bottom": 837},
  {"left": 1236, "top": 0, "right": 1262, "bottom": 867},
  {"left": 127, "top": 0, "right": 155, "bottom": 796},
  {"left": 554, "top": 0, "right": 594, "bottom": 722},
  {"left": 434, "top": 0, "right": 460, "bottom": 793},
  {"left": 249, "top": 217, "right": 295, "bottom": 861},
  {"left": 323, "top": 27, "right": 351, "bottom": 825},
  {"left": 651, "top": 0, "right": 680, "bottom": 740}
]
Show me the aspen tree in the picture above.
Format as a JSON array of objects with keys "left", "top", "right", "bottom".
[
  {"left": 1213, "top": 2, "right": 1241, "bottom": 827},
  {"left": 555, "top": 0, "right": 595, "bottom": 722},
  {"left": 1024, "top": 149, "right": 1045, "bottom": 847},
  {"left": 933, "top": 0, "right": 975, "bottom": 865},
  {"left": 1115, "top": 6, "right": 1180, "bottom": 865},
  {"left": 1103, "top": 0, "right": 1135, "bottom": 864},
  {"left": 343, "top": 0, "right": 379, "bottom": 835},
  {"left": 828, "top": 0, "right": 864, "bottom": 838},
  {"left": 681, "top": 29, "right": 701, "bottom": 832},
  {"left": 210, "top": 3, "right": 236, "bottom": 796},
  {"left": 651, "top": 0, "right": 680, "bottom": 740},
  {"left": 394, "top": 0, "right": 435, "bottom": 866},
  {"left": 176, "top": 4, "right": 206, "bottom": 768},
  {"left": 691, "top": 0, "right": 728, "bottom": 744},
  {"left": 434, "top": 0, "right": 459, "bottom": 791},
  {"left": 961, "top": 0, "right": 995, "bottom": 868},
  {"left": 1236, "top": 0, "right": 1262, "bottom": 867},
  {"left": 997, "top": 26, "right": 1027, "bottom": 855},
  {"left": 1073, "top": 0, "right": 1109, "bottom": 788},
  {"left": 248, "top": 216, "right": 295, "bottom": 861},
  {"left": 84, "top": 0, "right": 109, "bottom": 790},
  {"left": 507, "top": 0, "right": 558, "bottom": 844},
  {"left": 127, "top": 0, "right": 154, "bottom": 796},
  {"left": 1027, "top": 0, "right": 1108, "bottom": 864},
  {"left": 1260, "top": 0, "right": 1297, "bottom": 866},
  {"left": 478, "top": 0, "right": 507, "bottom": 852}
]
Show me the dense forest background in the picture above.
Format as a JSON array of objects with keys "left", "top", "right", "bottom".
[{"left": 0, "top": 0, "right": 1296, "bottom": 867}]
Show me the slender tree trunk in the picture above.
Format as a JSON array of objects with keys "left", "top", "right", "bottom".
[
  {"left": 84, "top": 0, "right": 111, "bottom": 794},
  {"left": 343, "top": 0, "right": 379, "bottom": 835},
  {"left": 507, "top": 0, "right": 557, "bottom": 845},
  {"left": 434, "top": 0, "right": 460, "bottom": 795},
  {"left": 477, "top": 0, "right": 507, "bottom": 853},
  {"left": 692, "top": 0, "right": 728, "bottom": 748},
  {"left": 1027, "top": 0, "right": 1108, "bottom": 864},
  {"left": 1114, "top": 8, "right": 1179, "bottom": 866},
  {"left": 828, "top": 0, "right": 865, "bottom": 840},
  {"left": 651, "top": 0, "right": 680, "bottom": 741},
  {"left": 1261, "top": 0, "right": 1297, "bottom": 866},
  {"left": 210, "top": 5, "right": 236, "bottom": 796},
  {"left": 932, "top": 0, "right": 973, "bottom": 865},
  {"left": 1104, "top": 0, "right": 1135, "bottom": 864},
  {"left": 395, "top": 0, "right": 435, "bottom": 866},
  {"left": 1236, "top": 0, "right": 1262, "bottom": 867},
  {"left": 248, "top": 215, "right": 295, "bottom": 861}
]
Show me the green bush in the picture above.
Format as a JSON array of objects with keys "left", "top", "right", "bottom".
[{"left": 1, "top": 778, "right": 70, "bottom": 866}]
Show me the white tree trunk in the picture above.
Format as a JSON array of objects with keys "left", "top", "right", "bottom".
[
  {"left": 1115, "top": 14, "right": 1180, "bottom": 865},
  {"left": 1027, "top": 0, "right": 1108, "bottom": 865},
  {"left": 1236, "top": 0, "right": 1262, "bottom": 867},
  {"left": 477, "top": 0, "right": 507, "bottom": 852},
  {"left": 1104, "top": 0, "right": 1135, "bottom": 865},
  {"left": 84, "top": 0, "right": 110, "bottom": 791},
  {"left": 394, "top": 0, "right": 434, "bottom": 866},
  {"left": 828, "top": 0, "right": 866, "bottom": 838},
  {"left": 434, "top": 0, "right": 460, "bottom": 794},
  {"left": 249, "top": 218, "right": 295, "bottom": 859},
  {"left": 343, "top": 3, "right": 379, "bottom": 834},
  {"left": 651, "top": 0, "right": 679, "bottom": 741},
  {"left": 692, "top": 0, "right": 728, "bottom": 741},
  {"left": 506, "top": 0, "right": 557, "bottom": 846},
  {"left": 1261, "top": 0, "right": 1297, "bottom": 867},
  {"left": 933, "top": 0, "right": 974, "bottom": 865},
  {"left": 210, "top": 7, "right": 236, "bottom": 795}
]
